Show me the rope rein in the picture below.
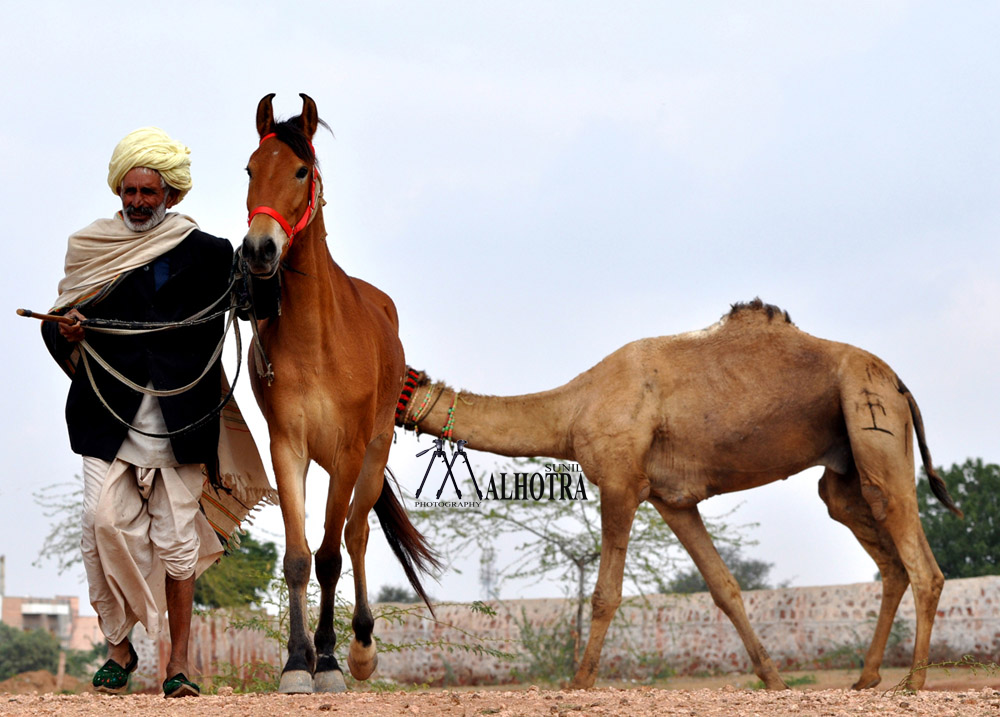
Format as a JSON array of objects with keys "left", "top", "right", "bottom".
[
  {"left": 79, "top": 279, "right": 237, "bottom": 398},
  {"left": 80, "top": 317, "right": 242, "bottom": 439},
  {"left": 244, "top": 255, "right": 276, "bottom": 385},
  {"left": 74, "top": 252, "right": 273, "bottom": 438}
]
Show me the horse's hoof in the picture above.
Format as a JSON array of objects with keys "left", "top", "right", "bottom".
[
  {"left": 314, "top": 669, "right": 347, "bottom": 693},
  {"left": 278, "top": 670, "right": 314, "bottom": 694},
  {"left": 347, "top": 639, "right": 378, "bottom": 681}
]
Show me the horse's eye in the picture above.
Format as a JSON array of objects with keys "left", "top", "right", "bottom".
[
  {"left": 245, "top": 167, "right": 252, "bottom": 179},
  {"left": 296, "top": 167, "right": 309, "bottom": 180}
]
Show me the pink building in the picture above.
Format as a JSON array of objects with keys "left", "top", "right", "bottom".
[{"left": 0, "top": 594, "right": 101, "bottom": 651}]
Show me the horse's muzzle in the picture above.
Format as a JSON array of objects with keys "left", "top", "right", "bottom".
[{"left": 242, "top": 234, "right": 280, "bottom": 277}]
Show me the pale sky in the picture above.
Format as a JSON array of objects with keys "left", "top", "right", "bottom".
[{"left": 1, "top": 2, "right": 997, "bottom": 614}]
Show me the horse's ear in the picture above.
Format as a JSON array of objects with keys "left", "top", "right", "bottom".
[
  {"left": 256, "top": 93, "right": 277, "bottom": 138},
  {"left": 298, "top": 93, "right": 318, "bottom": 139}
]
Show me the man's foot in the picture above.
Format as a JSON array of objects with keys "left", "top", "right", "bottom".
[
  {"left": 93, "top": 643, "right": 138, "bottom": 694},
  {"left": 163, "top": 673, "right": 200, "bottom": 698}
]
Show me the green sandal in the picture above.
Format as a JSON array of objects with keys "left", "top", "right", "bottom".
[
  {"left": 92, "top": 643, "right": 138, "bottom": 694},
  {"left": 163, "top": 672, "right": 201, "bottom": 698}
]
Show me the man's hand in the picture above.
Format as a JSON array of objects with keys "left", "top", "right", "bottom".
[{"left": 58, "top": 308, "right": 86, "bottom": 343}]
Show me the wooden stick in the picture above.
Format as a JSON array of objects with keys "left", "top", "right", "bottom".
[{"left": 16, "top": 308, "right": 77, "bottom": 325}]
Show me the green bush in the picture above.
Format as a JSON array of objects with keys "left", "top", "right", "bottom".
[
  {"left": 0, "top": 623, "right": 60, "bottom": 681},
  {"left": 510, "top": 607, "right": 578, "bottom": 684}
]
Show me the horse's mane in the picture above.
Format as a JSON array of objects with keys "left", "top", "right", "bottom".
[{"left": 272, "top": 114, "right": 332, "bottom": 165}]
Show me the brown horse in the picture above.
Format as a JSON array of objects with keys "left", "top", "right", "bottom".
[{"left": 242, "top": 93, "right": 438, "bottom": 693}]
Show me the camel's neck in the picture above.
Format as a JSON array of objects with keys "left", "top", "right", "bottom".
[{"left": 408, "top": 383, "right": 577, "bottom": 461}]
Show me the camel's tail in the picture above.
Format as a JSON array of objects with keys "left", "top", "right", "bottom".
[
  {"left": 898, "top": 378, "right": 964, "bottom": 519},
  {"left": 373, "top": 467, "right": 442, "bottom": 614}
]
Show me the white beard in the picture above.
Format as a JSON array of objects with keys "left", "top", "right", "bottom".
[{"left": 122, "top": 200, "right": 168, "bottom": 232}]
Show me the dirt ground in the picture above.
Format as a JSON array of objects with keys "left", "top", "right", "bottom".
[
  {"left": 0, "top": 669, "right": 89, "bottom": 695},
  {"left": 2, "top": 667, "right": 998, "bottom": 716}
]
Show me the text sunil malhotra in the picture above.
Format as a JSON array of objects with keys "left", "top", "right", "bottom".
[{"left": 484, "top": 463, "right": 589, "bottom": 501}]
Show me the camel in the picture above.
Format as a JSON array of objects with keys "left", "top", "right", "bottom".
[{"left": 396, "top": 299, "right": 962, "bottom": 691}]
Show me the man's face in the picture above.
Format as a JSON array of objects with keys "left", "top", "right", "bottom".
[{"left": 119, "top": 167, "right": 177, "bottom": 231}]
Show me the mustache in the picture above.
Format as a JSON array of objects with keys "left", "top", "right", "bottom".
[{"left": 122, "top": 200, "right": 167, "bottom": 232}]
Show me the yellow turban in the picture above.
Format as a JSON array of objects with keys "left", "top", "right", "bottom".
[{"left": 107, "top": 127, "right": 192, "bottom": 204}]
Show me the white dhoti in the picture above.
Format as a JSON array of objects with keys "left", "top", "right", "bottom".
[{"left": 81, "top": 456, "right": 223, "bottom": 644}]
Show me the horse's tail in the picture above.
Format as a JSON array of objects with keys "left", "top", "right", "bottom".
[
  {"left": 374, "top": 467, "right": 442, "bottom": 615},
  {"left": 898, "top": 378, "right": 964, "bottom": 519}
]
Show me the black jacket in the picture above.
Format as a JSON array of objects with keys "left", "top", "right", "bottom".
[{"left": 43, "top": 229, "right": 234, "bottom": 465}]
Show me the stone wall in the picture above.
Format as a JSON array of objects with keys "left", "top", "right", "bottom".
[
  {"left": 133, "top": 613, "right": 281, "bottom": 688},
  {"left": 139, "top": 575, "right": 999, "bottom": 687},
  {"left": 372, "top": 575, "right": 1000, "bottom": 684}
]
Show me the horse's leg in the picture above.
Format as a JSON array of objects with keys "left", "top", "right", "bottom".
[
  {"left": 343, "top": 432, "right": 393, "bottom": 681},
  {"left": 819, "top": 467, "right": 910, "bottom": 690},
  {"left": 570, "top": 474, "right": 642, "bottom": 689},
  {"left": 649, "top": 497, "right": 788, "bottom": 690},
  {"left": 311, "top": 454, "right": 357, "bottom": 693},
  {"left": 272, "top": 440, "right": 316, "bottom": 694}
]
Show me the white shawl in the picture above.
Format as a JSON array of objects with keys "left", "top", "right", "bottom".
[{"left": 52, "top": 212, "right": 198, "bottom": 310}]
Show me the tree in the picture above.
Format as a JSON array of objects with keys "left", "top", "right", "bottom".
[
  {"left": 33, "top": 478, "right": 84, "bottom": 575},
  {"left": 664, "top": 544, "right": 781, "bottom": 593},
  {"left": 918, "top": 458, "right": 999, "bottom": 579},
  {"left": 0, "top": 624, "right": 60, "bottom": 681},
  {"left": 374, "top": 585, "right": 421, "bottom": 603},
  {"left": 194, "top": 533, "right": 279, "bottom": 609}
]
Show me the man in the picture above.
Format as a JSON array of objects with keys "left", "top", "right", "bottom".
[{"left": 43, "top": 127, "right": 233, "bottom": 698}]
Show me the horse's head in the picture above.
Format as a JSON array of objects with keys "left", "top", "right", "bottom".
[{"left": 242, "top": 93, "right": 322, "bottom": 277}]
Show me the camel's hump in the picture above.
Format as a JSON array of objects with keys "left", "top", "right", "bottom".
[{"left": 725, "top": 297, "right": 794, "bottom": 325}]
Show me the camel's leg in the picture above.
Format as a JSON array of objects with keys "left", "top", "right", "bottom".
[
  {"left": 343, "top": 432, "right": 394, "bottom": 681},
  {"left": 570, "top": 480, "right": 642, "bottom": 689},
  {"left": 271, "top": 439, "right": 316, "bottom": 694},
  {"left": 849, "top": 468, "right": 943, "bottom": 691},
  {"left": 311, "top": 448, "right": 362, "bottom": 693},
  {"left": 819, "top": 468, "right": 909, "bottom": 690},
  {"left": 841, "top": 362, "right": 945, "bottom": 691},
  {"left": 650, "top": 498, "right": 788, "bottom": 690}
]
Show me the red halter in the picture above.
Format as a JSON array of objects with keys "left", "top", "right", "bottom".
[{"left": 247, "top": 132, "right": 320, "bottom": 246}]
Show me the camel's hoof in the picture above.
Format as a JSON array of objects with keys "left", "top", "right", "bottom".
[
  {"left": 314, "top": 669, "right": 347, "bottom": 693},
  {"left": 753, "top": 671, "right": 789, "bottom": 690},
  {"left": 278, "top": 670, "right": 314, "bottom": 694},
  {"left": 347, "top": 639, "right": 378, "bottom": 681},
  {"left": 852, "top": 675, "right": 882, "bottom": 690}
]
